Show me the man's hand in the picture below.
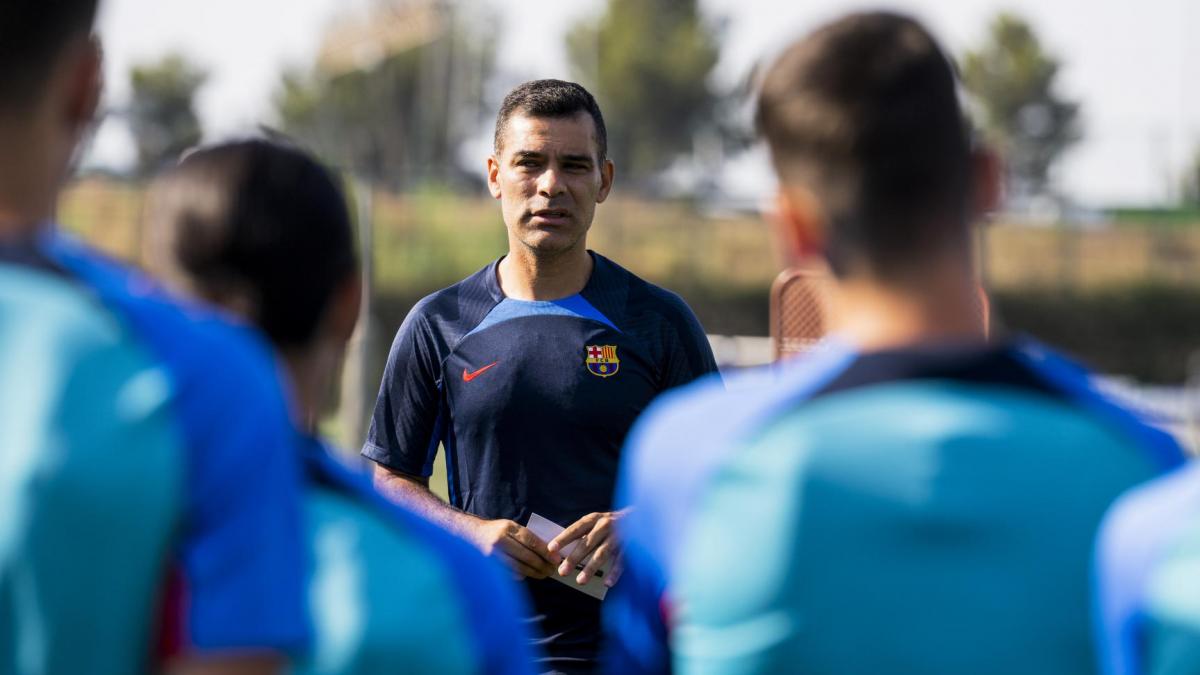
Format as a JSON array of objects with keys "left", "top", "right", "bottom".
[
  {"left": 548, "top": 509, "right": 629, "bottom": 587},
  {"left": 469, "top": 519, "right": 561, "bottom": 580}
]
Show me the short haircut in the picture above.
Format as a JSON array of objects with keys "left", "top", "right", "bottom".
[
  {"left": 757, "top": 12, "right": 973, "bottom": 279},
  {"left": 0, "top": 0, "right": 99, "bottom": 107},
  {"left": 144, "top": 139, "right": 357, "bottom": 349},
  {"left": 494, "top": 79, "right": 608, "bottom": 162}
]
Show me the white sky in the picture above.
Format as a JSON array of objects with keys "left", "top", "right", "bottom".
[{"left": 88, "top": 0, "right": 1199, "bottom": 206}]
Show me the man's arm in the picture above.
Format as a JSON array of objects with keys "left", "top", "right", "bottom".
[{"left": 372, "top": 463, "right": 560, "bottom": 579}]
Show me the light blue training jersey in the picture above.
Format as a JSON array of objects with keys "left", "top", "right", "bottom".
[
  {"left": 607, "top": 339, "right": 1183, "bottom": 674},
  {"left": 297, "top": 436, "right": 538, "bottom": 675},
  {"left": 1, "top": 238, "right": 311, "bottom": 675}
]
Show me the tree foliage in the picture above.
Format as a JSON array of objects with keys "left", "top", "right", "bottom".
[
  {"left": 962, "top": 13, "right": 1081, "bottom": 200},
  {"left": 128, "top": 54, "right": 207, "bottom": 177},
  {"left": 566, "top": 0, "right": 721, "bottom": 185},
  {"left": 275, "top": 2, "right": 494, "bottom": 189}
]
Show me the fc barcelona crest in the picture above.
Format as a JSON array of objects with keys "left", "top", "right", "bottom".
[{"left": 585, "top": 345, "right": 620, "bottom": 378}]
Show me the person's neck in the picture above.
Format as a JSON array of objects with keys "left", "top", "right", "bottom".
[
  {"left": 497, "top": 242, "right": 593, "bottom": 301},
  {"left": 826, "top": 256, "right": 985, "bottom": 352},
  {"left": 281, "top": 342, "right": 341, "bottom": 435},
  {"left": 0, "top": 122, "right": 57, "bottom": 239}
]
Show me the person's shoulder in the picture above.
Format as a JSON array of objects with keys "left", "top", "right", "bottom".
[
  {"left": 593, "top": 253, "right": 705, "bottom": 334},
  {"left": 1009, "top": 337, "right": 1186, "bottom": 472},
  {"left": 400, "top": 261, "right": 502, "bottom": 333},
  {"left": 1094, "top": 462, "right": 1200, "bottom": 673},
  {"left": 599, "top": 255, "right": 692, "bottom": 312},
  {"left": 43, "top": 235, "right": 285, "bottom": 408},
  {"left": 0, "top": 260, "right": 168, "bottom": 424},
  {"left": 0, "top": 260, "right": 118, "bottom": 338}
]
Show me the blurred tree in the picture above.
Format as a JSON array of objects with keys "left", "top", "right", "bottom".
[
  {"left": 275, "top": 1, "right": 494, "bottom": 190},
  {"left": 566, "top": 0, "right": 721, "bottom": 187},
  {"left": 962, "top": 13, "right": 1081, "bottom": 202},
  {"left": 128, "top": 54, "right": 207, "bottom": 177}
]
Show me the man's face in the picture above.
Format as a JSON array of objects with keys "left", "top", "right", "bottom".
[{"left": 487, "top": 111, "right": 614, "bottom": 256}]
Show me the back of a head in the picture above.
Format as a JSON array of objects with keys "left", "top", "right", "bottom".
[
  {"left": 0, "top": 0, "right": 98, "bottom": 112},
  {"left": 757, "top": 12, "right": 973, "bottom": 279},
  {"left": 144, "top": 139, "right": 357, "bottom": 350}
]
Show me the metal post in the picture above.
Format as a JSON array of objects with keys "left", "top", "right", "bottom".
[{"left": 339, "top": 178, "right": 376, "bottom": 453}]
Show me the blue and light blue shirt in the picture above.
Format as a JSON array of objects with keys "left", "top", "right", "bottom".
[
  {"left": 1096, "top": 458, "right": 1200, "bottom": 675},
  {"left": 607, "top": 338, "right": 1183, "bottom": 674},
  {"left": 0, "top": 236, "right": 311, "bottom": 673},
  {"left": 298, "top": 436, "right": 537, "bottom": 675}
]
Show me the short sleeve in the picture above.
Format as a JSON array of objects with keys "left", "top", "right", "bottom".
[
  {"left": 362, "top": 305, "right": 446, "bottom": 477},
  {"left": 168, "top": 341, "right": 311, "bottom": 655},
  {"left": 659, "top": 293, "right": 720, "bottom": 391}
]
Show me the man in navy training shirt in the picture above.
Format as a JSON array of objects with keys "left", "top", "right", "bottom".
[{"left": 362, "top": 79, "right": 719, "bottom": 672}]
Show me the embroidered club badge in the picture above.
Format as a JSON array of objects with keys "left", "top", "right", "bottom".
[{"left": 585, "top": 344, "right": 620, "bottom": 378}]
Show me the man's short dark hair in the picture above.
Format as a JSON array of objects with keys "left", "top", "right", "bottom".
[
  {"left": 145, "top": 139, "right": 357, "bottom": 349},
  {"left": 0, "top": 0, "right": 99, "bottom": 107},
  {"left": 757, "top": 12, "right": 973, "bottom": 279},
  {"left": 494, "top": 79, "right": 608, "bottom": 162}
]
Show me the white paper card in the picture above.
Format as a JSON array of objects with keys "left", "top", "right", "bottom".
[{"left": 527, "top": 512, "right": 611, "bottom": 601}]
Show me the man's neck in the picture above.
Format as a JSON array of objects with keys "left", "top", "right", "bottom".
[
  {"left": 497, "top": 242, "right": 594, "bottom": 301},
  {"left": 826, "top": 257, "right": 986, "bottom": 352},
  {"left": 0, "top": 122, "right": 56, "bottom": 238},
  {"left": 281, "top": 342, "right": 342, "bottom": 435}
]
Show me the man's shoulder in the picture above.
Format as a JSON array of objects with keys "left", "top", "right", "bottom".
[
  {"left": 620, "top": 348, "right": 858, "bottom": 571},
  {"left": 0, "top": 259, "right": 120, "bottom": 341},
  {"left": 1009, "top": 337, "right": 1185, "bottom": 472},
  {"left": 638, "top": 339, "right": 863, "bottom": 444},
  {"left": 43, "top": 236, "right": 288, "bottom": 420},
  {"left": 591, "top": 253, "right": 704, "bottom": 332},
  {"left": 400, "top": 261, "right": 502, "bottom": 336}
]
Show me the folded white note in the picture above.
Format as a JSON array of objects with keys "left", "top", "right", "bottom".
[{"left": 527, "top": 512, "right": 611, "bottom": 601}]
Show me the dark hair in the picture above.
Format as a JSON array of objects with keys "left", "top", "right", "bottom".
[
  {"left": 144, "top": 139, "right": 357, "bottom": 349},
  {"left": 494, "top": 79, "right": 608, "bottom": 162},
  {"left": 0, "top": 0, "right": 98, "bottom": 106},
  {"left": 757, "top": 12, "right": 973, "bottom": 279}
]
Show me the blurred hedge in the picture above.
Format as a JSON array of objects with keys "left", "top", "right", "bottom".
[
  {"left": 374, "top": 282, "right": 1200, "bottom": 384},
  {"left": 990, "top": 284, "right": 1200, "bottom": 384}
]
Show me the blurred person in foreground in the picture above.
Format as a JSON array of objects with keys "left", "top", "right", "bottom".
[
  {"left": 362, "top": 79, "right": 719, "bottom": 671},
  {"left": 0, "top": 2, "right": 312, "bottom": 674},
  {"left": 142, "top": 138, "right": 537, "bottom": 675},
  {"left": 1097, "top": 466, "right": 1200, "bottom": 675},
  {"left": 604, "top": 11, "right": 1186, "bottom": 674}
]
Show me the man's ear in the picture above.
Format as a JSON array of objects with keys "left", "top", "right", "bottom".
[
  {"left": 595, "top": 158, "right": 615, "bottom": 204},
  {"left": 486, "top": 155, "right": 502, "bottom": 200},
  {"left": 771, "top": 186, "right": 826, "bottom": 267},
  {"left": 971, "top": 144, "right": 1003, "bottom": 218},
  {"left": 62, "top": 35, "right": 102, "bottom": 134},
  {"left": 328, "top": 273, "right": 363, "bottom": 344}
]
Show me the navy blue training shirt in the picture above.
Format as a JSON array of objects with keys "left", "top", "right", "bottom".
[{"left": 363, "top": 251, "right": 719, "bottom": 667}]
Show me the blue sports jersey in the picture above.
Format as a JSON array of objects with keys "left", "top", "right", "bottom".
[
  {"left": 607, "top": 338, "right": 1184, "bottom": 674},
  {"left": 363, "top": 252, "right": 718, "bottom": 667},
  {"left": 16, "top": 234, "right": 311, "bottom": 667},
  {"left": 1095, "top": 461, "right": 1200, "bottom": 675},
  {"left": 297, "top": 435, "right": 537, "bottom": 675}
]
